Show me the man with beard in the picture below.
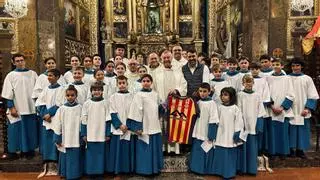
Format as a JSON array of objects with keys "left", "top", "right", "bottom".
[
  {"left": 153, "top": 50, "right": 187, "bottom": 154},
  {"left": 182, "top": 49, "right": 210, "bottom": 97},
  {"left": 147, "top": 52, "right": 162, "bottom": 78},
  {"left": 171, "top": 45, "right": 188, "bottom": 70}
]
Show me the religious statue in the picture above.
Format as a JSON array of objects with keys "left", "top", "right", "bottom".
[
  {"left": 128, "top": 29, "right": 138, "bottom": 43},
  {"left": 113, "top": 0, "right": 126, "bottom": 15},
  {"left": 148, "top": 9, "right": 161, "bottom": 33}
]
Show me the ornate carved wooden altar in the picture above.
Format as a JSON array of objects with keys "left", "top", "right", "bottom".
[{"left": 101, "top": 0, "right": 205, "bottom": 60}]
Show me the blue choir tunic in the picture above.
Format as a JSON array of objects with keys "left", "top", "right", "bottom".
[
  {"left": 189, "top": 97, "right": 219, "bottom": 174},
  {"left": 266, "top": 73, "right": 295, "bottom": 155},
  {"left": 252, "top": 76, "right": 271, "bottom": 152},
  {"left": 127, "top": 89, "right": 163, "bottom": 175},
  {"left": 288, "top": 73, "right": 319, "bottom": 151},
  {"left": 212, "top": 104, "right": 244, "bottom": 179},
  {"left": 237, "top": 90, "right": 265, "bottom": 175},
  {"left": 108, "top": 91, "right": 135, "bottom": 174},
  {"left": 53, "top": 102, "right": 82, "bottom": 179},
  {"left": 2, "top": 68, "right": 38, "bottom": 153},
  {"left": 36, "top": 83, "right": 65, "bottom": 161},
  {"left": 81, "top": 97, "right": 111, "bottom": 175}
]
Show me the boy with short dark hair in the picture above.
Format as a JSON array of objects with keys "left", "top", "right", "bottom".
[
  {"left": 82, "top": 55, "right": 95, "bottom": 85},
  {"left": 288, "top": 57, "right": 319, "bottom": 158},
  {"left": 70, "top": 67, "right": 88, "bottom": 105},
  {"left": 266, "top": 58, "right": 295, "bottom": 158},
  {"left": 225, "top": 57, "right": 242, "bottom": 92}
]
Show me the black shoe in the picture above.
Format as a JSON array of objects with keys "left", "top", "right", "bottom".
[
  {"left": 296, "top": 149, "right": 307, "bottom": 159},
  {"left": 289, "top": 148, "right": 296, "bottom": 157}
]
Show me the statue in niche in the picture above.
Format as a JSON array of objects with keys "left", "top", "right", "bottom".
[
  {"left": 216, "top": 16, "right": 228, "bottom": 53},
  {"left": 141, "top": 0, "right": 165, "bottom": 7},
  {"left": 114, "top": 0, "right": 126, "bottom": 15},
  {"left": 147, "top": 4, "right": 161, "bottom": 33}
]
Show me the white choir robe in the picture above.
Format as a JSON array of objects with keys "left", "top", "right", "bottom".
[
  {"left": 266, "top": 74, "right": 295, "bottom": 155},
  {"left": 53, "top": 103, "right": 82, "bottom": 179},
  {"left": 68, "top": 82, "right": 89, "bottom": 105},
  {"left": 81, "top": 98, "right": 111, "bottom": 175},
  {"left": 225, "top": 71, "right": 242, "bottom": 92},
  {"left": 64, "top": 70, "right": 74, "bottom": 84},
  {"left": 36, "top": 84, "right": 65, "bottom": 161},
  {"left": 83, "top": 69, "right": 95, "bottom": 86},
  {"left": 108, "top": 92, "right": 135, "bottom": 173},
  {"left": 32, "top": 72, "right": 66, "bottom": 99},
  {"left": 127, "top": 89, "right": 163, "bottom": 175},
  {"left": 260, "top": 68, "right": 286, "bottom": 78},
  {"left": 153, "top": 67, "right": 187, "bottom": 154},
  {"left": 125, "top": 71, "right": 140, "bottom": 93},
  {"left": 190, "top": 98, "right": 219, "bottom": 174},
  {"left": 153, "top": 67, "right": 187, "bottom": 103},
  {"left": 86, "top": 80, "right": 110, "bottom": 101},
  {"left": 2, "top": 69, "right": 38, "bottom": 153},
  {"left": 209, "top": 79, "right": 230, "bottom": 105},
  {"left": 237, "top": 90, "right": 266, "bottom": 174},
  {"left": 288, "top": 73, "right": 319, "bottom": 151},
  {"left": 147, "top": 65, "right": 162, "bottom": 79},
  {"left": 171, "top": 57, "right": 188, "bottom": 71},
  {"left": 212, "top": 104, "right": 244, "bottom": 179},
  {"left": 104, "top": 74, "right": 118, "bottom": 99},
  {"left": 266, "top": 74, "right": 295, "bottom": 122}
]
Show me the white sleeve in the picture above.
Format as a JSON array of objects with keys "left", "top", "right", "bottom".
[
  {"left": 202, "top": 65, "right": 210, "bottom": 83},
  {"left": 209, "top": 101, "right": 219, "bottom": 124},
  {"left": 307, "top": 76, "right": 319, "bottom": 100},
  {"left": 128, "top": 93, "right": 143, "bottom": 122},
  {"left": 52, "top": 108, "right": 62, "bottom": 135},
  {"left": 81, "top": 102, "right": 88, "bottom": 125},
  {"left": 105, "top": 100, "right": 111, "bottom": 122},
  {"left": 1, "top": 73, "right": 14, "bottom": 100},
  {"left": 177, "top": 71, "right": 188, "bottom": 97}
]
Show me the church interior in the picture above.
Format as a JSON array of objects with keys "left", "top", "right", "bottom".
[{"left": 1, "top": 0, "right": 320, "bottom": 179}]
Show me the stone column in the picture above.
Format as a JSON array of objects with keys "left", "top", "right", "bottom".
[{"left": 242, "top": 0, "right": 270, "bottom": 60}]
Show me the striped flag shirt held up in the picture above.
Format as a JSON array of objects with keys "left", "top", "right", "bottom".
[{"left": 168, "top": 95, "right": 196, "bottom": 144}]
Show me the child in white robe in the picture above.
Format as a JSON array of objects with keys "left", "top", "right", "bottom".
[
  {"left": 115, "top": 62, "right": 126, "bottom": 76},
  {"left": 209, "top": 64, "right": 230, "bottom": 105},
  {"left": 87, "top": 69, "right": 110, "bottom": 101},
  {"left": 189, "top": 83, "right": 219, "bottom": 174},
  {"left": 104, "top": 61, "right": 117, "bottom": 98},
  {"left": 81, "top": 82, "right": 111, "bottom": 176},
  {"left": 288, "top": 58, "right": 319, "bottom": 158},
  {"left": 237, "top": 75, "right": 265, "bottom": 175},
  {"left": 225, "top": 58, "right": 242, "bottom": 92},
  {"left": 36, "top": 69, "right": 65, "bottom": 176},
  {"left": 266, "top": 59, "right": 295, "bottom": 158},
  {"left": 69, "top": 67, "right": 88, "bottom": 105},
  {"left": 32, "top": 57, "right": 65, "bottom": 100},
  {"left": 108, "top": 75, "right": 135, "bottom": 174},
  {"left": 132, "top": 65, "right": 148, "bottom": 94},
  {"left": 250, "top": 62, "right": 271, "bottom": 154},
  {"left": 2, "top": 53, "right": 38, "bottom": 159},
  {"left": 64, "top": 55, "right": 81, "bottom": 84},
  {"left": 127, "top": 74, "right": 163, "bottom": 175},
  {"left": 82, "top": 55, "right": 95, "bottom": 86},
  {"left": 54, "top": 85, "right": 82, "bottom": 179},
  {"left": 212, "top": 87, "right": 244, "bottom": 179}
]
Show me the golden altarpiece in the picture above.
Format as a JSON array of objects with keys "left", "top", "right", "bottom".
[{"left": 101, "top": 0, "right": 205, "bottom": 60}]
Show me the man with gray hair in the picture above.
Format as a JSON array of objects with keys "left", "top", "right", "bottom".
[
  {"left": 153, "top": 50, "right": 187, "bottom": 154},
  {"left": 147, "top": 52, "right": 162, "bottom": 78}
]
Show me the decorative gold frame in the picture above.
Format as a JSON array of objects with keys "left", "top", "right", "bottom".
[
  {"left": 286, "top": 0, "right": 319, "bottom": 55},
  {"left": 0, "top": 17, "right": 19, "bottom": 53}
]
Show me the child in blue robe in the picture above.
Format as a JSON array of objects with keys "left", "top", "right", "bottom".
[
  {"left": 127, "top": 74, "right": 163, "bottom": 175},
  {"left": 54, "top": 85, "right": 83, "bottom": 179},
  {"left": 189, "top": 83, "right": 219, "bottom": 174}
]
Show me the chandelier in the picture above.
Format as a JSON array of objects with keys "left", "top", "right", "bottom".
[
  {"left": 4, "top": 0, "right": 28, "bottom": 19},
  {"left": 291, "top": 0, "right": 314, "bottom": 12}
]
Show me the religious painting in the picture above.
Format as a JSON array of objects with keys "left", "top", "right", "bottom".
[
  {"left": 114, "top": 22, "right": 127, "bottom": 38},
  {"left": 79, "top": 9, "right": 90, "bottom": 42},
  {"left": 113, "top": 0, "right": 127, "bottom": 15},
  {"left": 179, "top": 0, "right": 192, "bottom": 15},
  {"left": 64, "top": 0, "right": 77, "bottom": 38},
  {"left": 147, "top": 6, "right": 161, "bottom": 33},
  {"left": 179, "top": 22, "right": 193, "bottom": 38}
]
